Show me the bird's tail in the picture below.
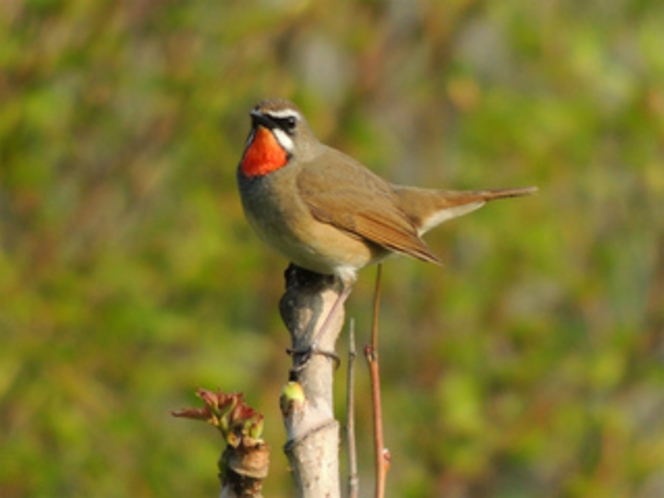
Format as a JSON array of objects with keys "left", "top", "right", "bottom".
[{"left": 394, "top": 185, "right": 538, "bottom": 235}]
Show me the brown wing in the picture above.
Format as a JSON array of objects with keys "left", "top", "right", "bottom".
[{"left": 296, "top": 146, "right": 441, "bottom": 265}]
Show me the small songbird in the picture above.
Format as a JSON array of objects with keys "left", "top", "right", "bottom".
[{"left": 237, "top": 99, "right": 537, "bottom": 357}]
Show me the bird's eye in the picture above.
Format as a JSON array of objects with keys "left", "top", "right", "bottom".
[{"left": 274, "top": 115, "right": 298, "bottom": 135}]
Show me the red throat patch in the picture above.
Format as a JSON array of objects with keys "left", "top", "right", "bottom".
[{"left": 240, "top": 126, "right": 289, "bottom": 177}]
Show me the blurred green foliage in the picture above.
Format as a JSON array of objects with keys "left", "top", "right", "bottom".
[{"left": 1, "top": 1, "right": 663, "bottom": 496}]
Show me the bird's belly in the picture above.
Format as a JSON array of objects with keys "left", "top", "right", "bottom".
[{"left": 242, "top": 188, "right": 383, "bottom": 280}]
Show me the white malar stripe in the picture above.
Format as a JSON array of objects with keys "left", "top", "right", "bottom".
[
  {"left": 417, "top": 201, "right": 485, "bottom": 235},
  {"left": 272, "top": 128, "right": 294, "bottom": 152}
]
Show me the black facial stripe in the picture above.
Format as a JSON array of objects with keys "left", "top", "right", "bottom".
[
  {"left": 250, "top": 112, "right": 275, "bottom": 129},
  {"left": 265, "top": 115, "right": 297, "bottom": 135}
]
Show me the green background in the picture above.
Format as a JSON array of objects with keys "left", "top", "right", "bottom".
[{"left": 2, "top": 1, "right": 663, "bottom": 496}]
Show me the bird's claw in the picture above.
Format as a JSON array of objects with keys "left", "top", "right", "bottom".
[{"left": 287, "top": 345, "right": 340, "bottom": 374}]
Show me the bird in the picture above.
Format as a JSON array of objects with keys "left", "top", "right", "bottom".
[{"left": 237, "top": 98, "right": 537, "bottom": 362}]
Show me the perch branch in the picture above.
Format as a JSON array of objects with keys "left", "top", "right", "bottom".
[{"left": 279, "top": 265, "right": 343, "bottom": 498}]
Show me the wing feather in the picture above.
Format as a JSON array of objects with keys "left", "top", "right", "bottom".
[{"left": 296, "top": 148, "right": 441, "bottom": 265}]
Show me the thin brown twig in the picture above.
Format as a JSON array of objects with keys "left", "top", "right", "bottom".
[
  {"left": 371, "top": 265, "right": 382, "bottom": 352},
  {"left": 365, "top": 263, "right": 389, "bottom": 498},
  {"left": 346, "top": 319, "right": 359, "bottom": 498}
]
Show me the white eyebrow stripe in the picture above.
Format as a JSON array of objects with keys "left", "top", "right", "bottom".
[{"left": 265, "top": 109, "right": 301, "bottom": 120}]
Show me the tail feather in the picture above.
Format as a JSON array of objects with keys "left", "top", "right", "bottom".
[
  {"left": 458, "top": 186, "right": 539, "bottom": 202},
  {"left": 393, "top": 185, "right": 538, "bottom": 235}
]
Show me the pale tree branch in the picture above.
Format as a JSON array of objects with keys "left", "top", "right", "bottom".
[{"left": 279, "top": 265, "right": 344, "bottom": 498}]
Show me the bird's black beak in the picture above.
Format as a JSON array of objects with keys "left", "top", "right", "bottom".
[{"left": 250, "top": 110, "right": 275, "bottom": 130}]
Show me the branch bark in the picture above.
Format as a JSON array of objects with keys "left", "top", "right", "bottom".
[{"left": 279, "top": 265, "right": 343, "bottom": 498}]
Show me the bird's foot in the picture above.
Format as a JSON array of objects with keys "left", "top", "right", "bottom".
[{"left": 287, "top": 344, "right": 340, "bottom": 375}]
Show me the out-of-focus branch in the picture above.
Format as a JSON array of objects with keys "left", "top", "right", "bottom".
[{"left": 347, "top": 319, "right": 359, "bottom": 498}]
